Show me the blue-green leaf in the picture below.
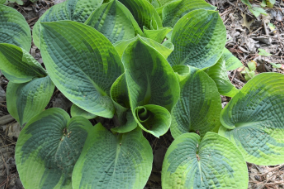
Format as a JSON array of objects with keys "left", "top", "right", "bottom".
[
  {"left": 0, "top": 43, "right": 46, "bottom": 83},
  {"left": 219, "top": 73, "right": 284, "bottom": 165},
  {"left": 118, "top": 0, "right": 162, "bottom": 29},
  {"left": 85, "top": 0, "right": 142, "bottom": 44},
  {"left": 162, "top": 132, "right": 248, "bottom": 189},
  {"left": 123, "top": 36, "right": 179, "bottom": 137},
  {"left": 7, "top": 76, "right": 55, "bottom": 126},
  {"left": 171, "top": 66, "right": 221, "bottom": 138},
  {"left": 16, "top": 108, "right": 93, "bottom": 189},
  {"left": 167, "top": 9, "right": 226, "bottom": 69},
  {"left": 41, "top": 21, "right": 124, "bottom": 118},
  {"left": 33, "top": 0, "right": 103, "bottom": 48},
  {"left": 161, "top": 0, "right": 215, "bottom": 27},
  {"left": 72, "top": 124, "right": 153, "bottom": 189},
  {"left": 0, "top": 5, "right": 31, "bottom": 51},
  {"left": 206, "top": 56, "right": 239, "bottom": 97}
]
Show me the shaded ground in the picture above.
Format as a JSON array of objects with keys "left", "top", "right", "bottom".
[{"left": 1, "top": 0, "right": 284, "bottom": 188}]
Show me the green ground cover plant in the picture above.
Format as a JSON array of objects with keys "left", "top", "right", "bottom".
[{"left": 0, "top": 0, "right": 284, "bottom": 188}]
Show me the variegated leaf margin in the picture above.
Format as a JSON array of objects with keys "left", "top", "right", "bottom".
[
  {"left": 219, "top": 73, "right": 284, "bottom": 165},
  {"left": 162, "top": 132, "right": 248, "bottom": 189}
]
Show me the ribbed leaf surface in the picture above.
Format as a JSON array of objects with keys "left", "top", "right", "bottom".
[
  {"left": 122, "top": 37, "right": 179, "bottom": 137},
  {"left": 0, "top": 5, "right": 31, "bottom": 51},
  {"left": 33, "top": 0, "right": 103, "bottom": 48},
  {"left": 7, "top": 76, "right": 55, "bottom": 126},
  {"left": 171, "top": 66, "right": 221, "bottom": 138},
  {"left": 16, "top": 108, "right": 92, "bottom": 189},
  {"left": 167, "top": 9, "right": 226, "bottom": 69},
  {"left": 41, "top": 21, "right": 124, "bottom": 118},
  {"left": 206, "top": 56, "right": 239, "bottom": 97},
  {"left": 219, "top": 73, "right": 284, "bottom": 165},
  {"left": 72, "top": 124, "right": 153, "bottom": 189},
  {"left": 162, "top": 0, "right": 215, "bottom": 27},
  {"left": 118, "top": 0, "right": 162, "bottom": 29},
  {"left": 162, "top": 132, "right": 248, "bottom": 189},
  {"left": 85, "top": 0, "right": 141, "bottom": 44}
]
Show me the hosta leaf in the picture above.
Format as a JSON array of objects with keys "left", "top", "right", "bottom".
[
  {"left": 33, "top": 0, "right": 103, "bottom": 48},
  {"left": 33, "top": 2, "right": 69, "bottom": 48},
  {"left": 0, "top": 5, "right": 31, "bottom": 51},
  {"left": 123, "top": 37, "right": 179, "bottom": 110},
  {"left": 0, "top": 43, "right": 46, "bottom": 83},
  {"left": 72, "top": 123, "right": 153, "bottom": 189},
  {"left": 67, "top": 0, "right": 103, "bottom": 22},
  {"left": 167, "top": 9, "right": 226, "bottom": 69},
  {"left": 135, "top": 104, "right": 171, "bottom": 137},
  {"left": 143, "top": 27, "right": 172, "bottom": 43},
  {"left": 115, "top": 36, "right": 173, "bottom": 59},
  {"left": 162, "top": 0, "right": 216, "bottom": 27},
  {"left": 70, "top": 104, "right": 97, "bottom": 119},
  {"left": 110, "top": 74, "right": 137, "bottom": 133},
  {"left": 123, "top": 37, "right": 179, "bottom": 136},
  {"left": 118, "top": 0, "right": 162, "bottom": 29},
  {"left": 85, "top": 0, "right": 140, "bottom": 44},
  {"left": 223, "top": 48, "right": 243, "bottom": 71},
  {"left": 16, "top": 108, "right": 92, "bottom": 189},
  {"left": 162, "top": 132, "right": 248, "bottom": 189},
  {"left": 171, "top": 67, "right": 221, "bottom": 138},
  {"left": 110, "top": 73, "right": 129, "bottom": 116},
  {"left": 206, "top": 56, "right": 239, "bottom": 97},
  {"left": 111, "top": 110, "right": 138, "bottom": 133},
  {"left": 7, "top": 76, "right": 55, "bottom": 126},
  {"left": 41, "top": 21, "right": 124, "bottom": 118},
  {"left": 219, "top": 73, "right": 284, "bottom": 165}
]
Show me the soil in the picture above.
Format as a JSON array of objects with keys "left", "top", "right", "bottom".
[{"left": 1, "top": 0, "right": 284, "bottom": 188}]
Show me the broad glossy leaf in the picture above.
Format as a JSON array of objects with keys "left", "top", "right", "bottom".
[
  {"left": 122, "top": 37, "right": 179, "bottom": 136},
  {"left": 219, "top": 73, "right": 284, "bottom": 165},
  {"left": 0, "top": 5, "right": 31, "bottom": 51},
  {"left": 16, "top": 108, "right": 92, "bottom": 189},
  {"left": 33, "top": 0, "right": 103, "bottom": 48},
  {"left": 162, "top": 0, "right": 215, "bottom": 27},
  {"left": 118, "top": 0, "right": 162, "bottom": 29},
  {"left": 72, "top": 123, "right": 153, "bottom": 189},
  {"left": 162, "top": 132, "right": 248, "bottom": 189},
  {"left": 143, "top": 27, "right": 172, "bottom": 43},
  {"left": 85, "top": 0, "right": 140, "bottom": 44},
  {"left": 223, "top": 48, "right": 243, "bottom": 71},
  {"left": 0, "top": 43, "right": 46, "bottom": 83},
  {"left": 41, "top": 21, "right": 124, "bottom": 118},
  {"left": 167, "top": 9, "right": 226, "bottom": 69},
  {"left": 171, "top": 66, "right": 221, "bottom": 138},
  {"left": 7, "top": 76, "right": 55, "bottom": 126},
  {"left": 206, "top": 56, "right": 239, "bottom": 97},
  {"left": 71, "top": 104, "right": 97, "bottom": 119}
]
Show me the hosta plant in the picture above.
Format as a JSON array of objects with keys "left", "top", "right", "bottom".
[{"left": 0, "top": 0, "right": 284, "bottom": 189}]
